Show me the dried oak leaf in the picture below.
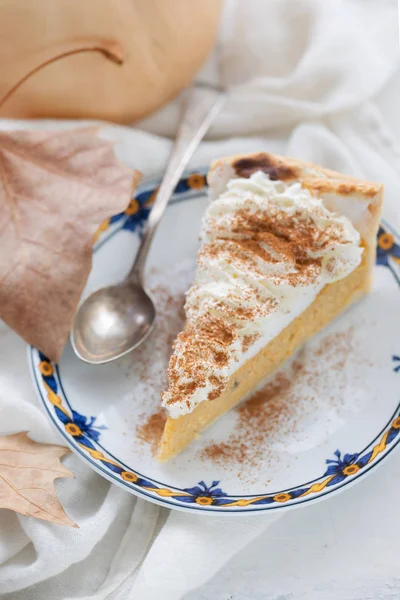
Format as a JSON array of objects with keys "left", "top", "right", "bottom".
[
  {"left": 0, "top": 127, "right": 141, "bottom": 361},
  {"left": 0, "top": 432, "right": 76, "bottom": 527}
]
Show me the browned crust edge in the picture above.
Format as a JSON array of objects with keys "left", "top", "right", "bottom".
[{"left": 209, "top": 151, "right": 383, "bottom": 201}]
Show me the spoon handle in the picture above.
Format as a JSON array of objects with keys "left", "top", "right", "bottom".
[{"left": 129, "top": 86, "right": 225, "bottom": 284}]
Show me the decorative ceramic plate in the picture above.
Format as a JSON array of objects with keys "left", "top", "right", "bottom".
[{"left": 30, "top": 169, "right": 400, "bottom": 514}]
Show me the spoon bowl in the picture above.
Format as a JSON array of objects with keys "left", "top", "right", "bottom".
[{"left": 71, "top": 283, "right": 156, "bottom": 364}]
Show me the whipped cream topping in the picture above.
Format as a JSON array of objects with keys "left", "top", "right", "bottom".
[{"left": 162, "top": 171, "right": 363, "bottom": 418}]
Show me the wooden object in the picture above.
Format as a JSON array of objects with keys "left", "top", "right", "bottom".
[{"left": 0, "top": 0, "right": 222, "bottom": 122}]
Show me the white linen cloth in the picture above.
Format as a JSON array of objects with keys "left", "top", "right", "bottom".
[{"left": 1, "top": 0, "right": 400, "bottom": 598}]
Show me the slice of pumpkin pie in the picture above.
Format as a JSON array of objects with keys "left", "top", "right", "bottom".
[{"left": 158, "top": 152, "right": 383, "bottom": 461}]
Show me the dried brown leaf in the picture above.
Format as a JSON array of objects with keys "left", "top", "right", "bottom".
[
  {"left": 0, "top": 127, "right": 141, "bottom": 360},
  {"left": 0, "top": 432, "right": 77, "bottom": 527}
]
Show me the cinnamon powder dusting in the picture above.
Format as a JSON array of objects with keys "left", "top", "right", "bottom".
[
  {"left": 201, "top": 371, "right": 294, "bottom": 468},
  {"left": 165, "top": 191, "right": 349, "bottom": 410},
  {"left": 164, "top": 314, "right": 235, "bottom": 407},
  {"left": 201, "top": 326, "right": 364, "bottom": 473},
  {"left": 136, "top": 409, "right": 167, "bottom": 456},
  {"left": 241, "top": 333, "right": 261, "bottom": 353},
  {"left": 204, "top": 205, "right": 339, "bottom": 287}
]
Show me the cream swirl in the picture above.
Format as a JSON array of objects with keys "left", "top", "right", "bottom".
[{"left": 162, "top": 171, "right": 362, "bottom": 418}]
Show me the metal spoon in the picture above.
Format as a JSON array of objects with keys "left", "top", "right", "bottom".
[{"left": 71, "top": 86, "right": 225, "bottom": 364}]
